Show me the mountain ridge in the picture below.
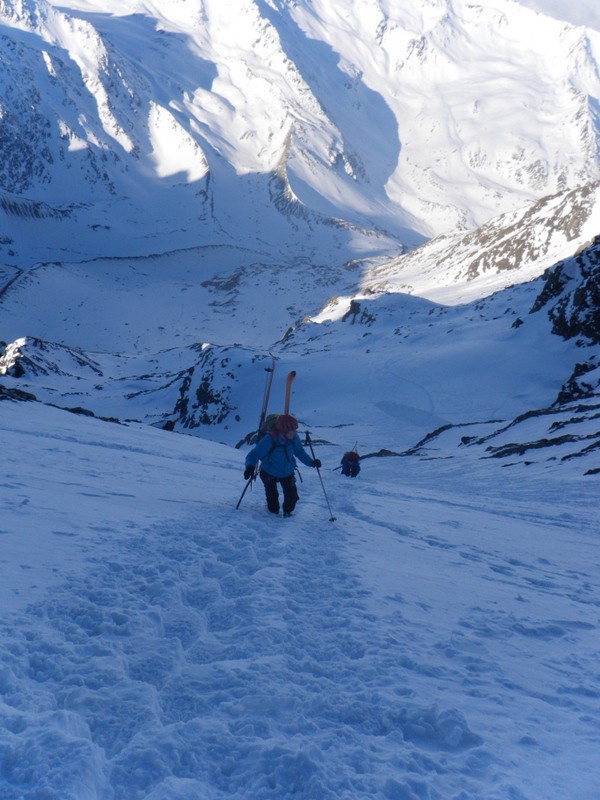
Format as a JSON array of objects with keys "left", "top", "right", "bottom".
[
  {"left": 2, "top": 185, "right": 600, "bottom": 471},
  {"left": 3, "top": 0, "right": 600, "bottom": 265}
]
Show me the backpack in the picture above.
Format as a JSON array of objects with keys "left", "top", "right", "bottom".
[
  {"left": 341, "top": 451, "right": 360, "bottom": 477},
  {"left": 261, "top": 413, "right": 289, "bottom": 462},
  {"left": 263, "top": 413, "right": 280, "bottom": 434}
]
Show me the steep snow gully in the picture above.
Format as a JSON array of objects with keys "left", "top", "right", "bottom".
[{"left": 0, "top": 402, "right": 599, "bottom": 799}]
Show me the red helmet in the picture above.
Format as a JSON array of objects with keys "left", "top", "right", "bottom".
[{"left": 275, "top": 414, "right": 298, "bottom": 434}]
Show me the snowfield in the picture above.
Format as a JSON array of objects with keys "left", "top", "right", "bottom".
[
  {"left": 515, "top": 0, "right": 600, "bottom": 31},
  {"left": 1, "top": 398, "right": 599, "bottom": 799}
]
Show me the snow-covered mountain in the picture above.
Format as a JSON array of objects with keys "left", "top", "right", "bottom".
[
  {"left": 2, "top": 180, "right": 600, "bottom": 798},
  {"left": 2, "top": 177, "right": 600, "bottom": 471},
  {"left": 3, "top": 0, "right": 600, "bottom": 266},
  {"left": 362, "top": 181, "right": 600, "bottom": 304},
  {"left": 2, "top": 3, "right": 600, "bottom": 798},
  {"left": 0, "top": 0, "right": 600, "bottom": 468}
]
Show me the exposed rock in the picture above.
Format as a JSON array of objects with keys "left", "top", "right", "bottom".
[{"left": 530, "top": 236, "right": 600, "bottom": 345}]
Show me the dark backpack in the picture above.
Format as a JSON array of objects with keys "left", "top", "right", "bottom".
[
  {"left": 341, "top": 451, "right": 360, "bottom": 477},
  {"left": 263, "top": 413, "right": 280, "bottom": 434},
  {"left": 262, "top": 414, "right": 291, "bottom": 462}
]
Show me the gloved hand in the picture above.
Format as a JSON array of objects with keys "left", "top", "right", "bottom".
[
  {"left": 311, "top": 459, "right": 321, "bottom": 469},
  {"left": 244, "top": 465, "right": 254, "bottom": 480}
]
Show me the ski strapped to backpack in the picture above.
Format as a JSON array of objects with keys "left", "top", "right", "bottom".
[
  {"left": 236, "top": 355, "right": 276, "bottom": 510},
  {"left": 260, "top": 370, "right": 298, "bottom": 462},
  {"left": 237, "top": 365, "right": 298, "bottom": 510},
  {"left": 257, "top": 369, "right": 294, "bottom": 438},
  {"left": 259, "top": 371, "right": 297, "bottom": 460},
  {"left": 284, "top": 370, "right": 296, "bottom": 414}
]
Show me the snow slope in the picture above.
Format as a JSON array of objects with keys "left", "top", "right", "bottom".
[
  {"left": 515, "top": 0, "right": 600, "bottom": 32},
  {"left": 362, "top": 181, "right": 600, "bottom": 305},
  {"left": 1, "top": 395, "right": 598, "bottom": 799},
  {"left": 2, "top": 183, "right": 599, "bottom": 795}
]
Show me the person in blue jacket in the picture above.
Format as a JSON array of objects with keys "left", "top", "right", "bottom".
[
  {"left": 340, "top": 450, "right": 361, "bottom": 477},
  {"left": 244, "top": 414, "right": 321, "bottom": 516}
]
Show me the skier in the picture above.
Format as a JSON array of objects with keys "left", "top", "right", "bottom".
[
  {"left": 243, "top": 413, "right": 321, "bottom": 517},
  {"left": 340, "top": 450, "right": 361, "bottom": 477}
]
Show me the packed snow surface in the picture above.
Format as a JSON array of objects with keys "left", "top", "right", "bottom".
[{"left": 1, "top": 400, "right": 599, "bottom": 800}]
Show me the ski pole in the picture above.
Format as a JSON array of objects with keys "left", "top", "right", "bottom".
[
  {"left": 304, "top": 431, "right": 336, "bottom": 522},
  {"left": 257, "top": 354, "right": 275, "bottom": 436},
  {"left": 236, "top": 473, "right": 254, "bottom": 510}
]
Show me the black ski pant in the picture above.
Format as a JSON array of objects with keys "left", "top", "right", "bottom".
[{"left": 260, "top": 468, "right": 299, "bottom": 515}]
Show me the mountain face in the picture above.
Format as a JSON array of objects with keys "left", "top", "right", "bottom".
[
  {"left": 2, "top": 0, "right": 600, "bottom": 473},
  {"left": 2, "top": 181, "right": 600, "bottom": 472},
  {"left": 406, "top": 236, "right": 600, "bottom": 468},
  {"left": 535, "top": 238, "right": 600, "bottom": 347},
  {"left": 362, "top": 181, "right": 600, "bottom": 304},
  {"left": 2, "top": 0, "right": 600, "bottom": 266}
]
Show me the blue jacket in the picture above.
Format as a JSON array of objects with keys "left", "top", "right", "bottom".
[{"left": 245, "top": 431, "right": 313, "bottom": 478}]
